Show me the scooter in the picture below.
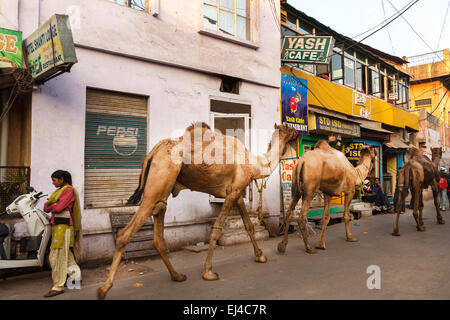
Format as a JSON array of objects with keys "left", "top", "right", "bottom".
[{"left": 0, "top": 187, "right": 52, "bottom": 278}]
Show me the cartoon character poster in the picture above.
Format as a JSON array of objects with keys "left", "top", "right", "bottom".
[{"left": 281, "top": 74, "right": 308, "bottom": 135}]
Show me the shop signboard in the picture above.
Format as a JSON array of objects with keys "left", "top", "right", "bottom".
[
  {"left": 281, "top": 73, "right": 308, "bottom": 134},
  {"left": 0, "top": 28, "right": 22, "bottom": 68},
  {"left": 280, "top": 158, "right": 301, "bottom": 219},
  {"left": 314, "top": 114, "right": 360, "bottom": 137},
  {"left": 281, "top": 36, "right": 335, "bottom": 64},
  {"left": 344, "top": 142, "right": 364, "bottom": 160},
  {"left": 85, "top": 112, "right": 147, "bottom": 169},
  {"left": 353, "top": 91, "right": 371, "bottom": 119},
  {"left": 24, "top": 14, "right": 78, "bottom": 83}
]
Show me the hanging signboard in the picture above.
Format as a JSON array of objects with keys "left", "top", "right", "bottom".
[
  {"left": 281, "top": 36, "right": 335, "bottom": 64},
  {"left": 281, "top": 73, "right": 308, "bottom": 134},
  {"left": 309, "top": 113, "right": 360, "bottom": 137},
  {"left": 24, "top": 14, "right": 78, "bottom": 83},
  {"left": 0, "top": 28, "right": 22, "bottom": 68}
]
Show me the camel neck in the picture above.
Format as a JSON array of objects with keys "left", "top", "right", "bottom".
[
  {"left": 255, "top": 134, "right": 286, "bottom": 178},
  {"left": 354, "top": 155, "right": 372, "bottom": 185}
]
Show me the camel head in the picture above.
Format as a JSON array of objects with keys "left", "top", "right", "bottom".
[
  {"left": 274, "top": 123, "right": 298, "bottom": 142},
  {"left": 358, "top": 145, "right": 376, "bottom": 172},
  {"left": 431, "top": 147, "right": 442, "bottom": 161}
]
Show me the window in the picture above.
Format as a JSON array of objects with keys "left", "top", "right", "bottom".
[
  {"left": 368, "top": 68, "right": 380, "bottom": 95},
  {"left": 344, "top": 57, "right": 355, "bottom": 88},
  {"left": 109, "top": 0, "right": 149, "bottom": 11},
  {"left": 356, "top": 61, "right": 365, "bottom": 92},
  {"left": 331, "top": 52, "right": 343, "bottom": 84},
  {"left": 203, "top": 0, "right": 250, "bottom": 41}
]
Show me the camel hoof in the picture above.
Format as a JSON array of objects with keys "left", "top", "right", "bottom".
[
  {"left": 346, "top": 237, "right": 358, "bottom": 242},
  {"left": 202, "top": 271, "right": 219, "bottom": 281},
  {"left": 306, "top": 248, "right": 317, "bottom": 254},
  {"left": 392, "top": 231, "right": 400, "bottom": 237},
  {"left": 277, "top": 242, "right": 287, "bottom": 254},
  {"left": 171, "top": 273, "right": 187, "bottom": 282},
  {"left": 97, "top": 288, "right": 106, "bottom": 300},
  {"left": 438, "top": 219, "right": 445, "bottom": 225},
  {"left": 315, "top": 245, "right": 326, "bottom": 250},
  {"left": 416, "top": 226, "right": 426, "bottom": 232},
  {"left": 255, "top": 255, "right": 267, "bottom": 263}
]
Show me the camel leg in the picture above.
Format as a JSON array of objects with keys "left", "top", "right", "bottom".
[
  {"left": 418, "top": 191, "right": 425, "bottom": 228},
  {"left": 412, "top": 188, "right": 424, "bottom": 231},
  {"left": 344, "top": 190, "right": 357, "bottom": 242},
  {"left": 315, "top": 194, "right": 331, "bottom": 250},
  {"left": 393, "top": 187, "right": 407, "bottom": 236},
  {"left": 432, "top": 182, "right": 445, "bottom": 224},
  {"left": 236, "top": 196, "right": 267, "bottom": 263},
  {"left": 202, "top": 191, "right": 240, "bottom": 281},
  {"left": 277, "top": 191, "right": 300, "bottom": 254},
  {"left": 97, "top": 200, "right": 164, "bottom": 300},
  {"left": 153, "top": 210, "right": 187, "bottom": 282},
  {"left": 296, "top": 195, "right": 316, "bottom": 254}
]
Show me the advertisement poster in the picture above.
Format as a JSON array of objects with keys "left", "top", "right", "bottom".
[
  {"left": 0, "top": 28, "right": 22, "bottom": 68},
  {"left": 281, "top": 74, "right": 308, "bottom": 134},
  {"left": 280, "top": 158, "right": 301, "bottom": 219}
]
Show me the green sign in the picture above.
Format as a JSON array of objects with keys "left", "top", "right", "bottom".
[
  {"left": 24, "top": 14, "right": 77, "bottom": 83},
  {"left": 281, "top": 36, "right": 334, "bottom": 64},
  {"left": 0, "top": 28, "right": 22, "bottom": 68},
  {"left": 315, "top": 114, "right": 360, "bottom": 137}
]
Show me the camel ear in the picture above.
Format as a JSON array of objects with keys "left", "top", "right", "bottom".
[{"left": 274, "top": 123, "right": 279, "bottom": 130}]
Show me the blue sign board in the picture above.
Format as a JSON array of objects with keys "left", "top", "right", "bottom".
[{"left": 281, "top": 74, "right": 308, "bottom": 134}]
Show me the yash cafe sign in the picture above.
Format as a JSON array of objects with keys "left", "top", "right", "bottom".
[{"left": 281, "top": 36, "right": 335, "bottom": 64}]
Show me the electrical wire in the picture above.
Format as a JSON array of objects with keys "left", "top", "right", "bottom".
[
  {"left": 426, "top": 88, "right": 449, "bottom": 120},
  {"left": 436, "top": 0, "right": 450, "bottom": 50},
  {"left": 386, "top": 0, "right": 450, "bottom": 70},
  {"left": 381, "top": 0, "right": 396, "bottom": 55}
]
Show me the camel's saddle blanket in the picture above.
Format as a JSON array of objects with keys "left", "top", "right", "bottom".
[{"left": 109, "top": 213, "right": 159, "bottom": 260}]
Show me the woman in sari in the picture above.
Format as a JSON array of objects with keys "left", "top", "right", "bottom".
[{"left": 43, "top": 170, "right": 82, "bottom": 298}]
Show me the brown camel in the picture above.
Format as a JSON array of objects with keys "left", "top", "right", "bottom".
[
  {"left": 278, "top": 140, "right": 376, "bottom": 254},
  {"left": 97, "top": 122, "right": 298, "bottom": 299},
  {"left": 393, "top": 147, "right": 445, "bottom": 236}
]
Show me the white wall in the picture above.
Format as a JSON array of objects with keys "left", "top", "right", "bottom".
[
  {"left": 23, "top": 0, "right": 282, "bottom": 262},
  {"left": 0, "top": 0, "right": 19, "bottom": 30}
]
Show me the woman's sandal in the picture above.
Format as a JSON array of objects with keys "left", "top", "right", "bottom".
[{"left": 44, "top": 290, "right": 65, "bottom": 298}]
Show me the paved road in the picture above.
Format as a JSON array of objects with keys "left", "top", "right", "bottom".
[{"left": 1, "top": 201, "right": 450, "bottom": 300}]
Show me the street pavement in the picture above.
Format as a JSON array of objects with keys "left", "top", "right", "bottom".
[{"left": 1, "top": 200, "right": 449, "bottom": 300}]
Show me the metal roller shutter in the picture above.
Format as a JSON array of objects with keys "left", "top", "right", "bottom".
[{"left": 84, "top": 88, "right": 148, "bottom": 208}]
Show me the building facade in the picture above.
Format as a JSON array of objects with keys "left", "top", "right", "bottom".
[
  {"left": 279, "top": 1, "right": 419, "bottom": 217},
  {"left": 1, "top": 0, "right": 283, "bottom": 263},
  {"left": 407, "top": 49, "right": 450, "bottom": 167}
]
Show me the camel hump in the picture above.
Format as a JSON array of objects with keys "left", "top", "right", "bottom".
[
  {"left": 314, "top": 139, "right": 332, "bottom": 150},
  {"left": 407, "top": 147, "right": 420, "bottom": 159},
  {"left": 186, "top": 122, "right": 211, "bottom": 133}
]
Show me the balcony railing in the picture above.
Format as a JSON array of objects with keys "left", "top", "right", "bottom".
[{"left": 0, "top": 166, "right": 31, "bottom": 213}]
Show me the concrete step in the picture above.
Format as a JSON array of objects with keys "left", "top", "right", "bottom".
[
  {"left": 218, "top": 226, "right": 269, "bottom": 246},
  {"left": 222, "top": 215, "right": 260, "bottom": 231}
]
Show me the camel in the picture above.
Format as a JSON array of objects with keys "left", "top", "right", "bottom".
[
  {"left": 278, "top": 140, "right": 376, "bottom": 254},
  {"left": 97, "top": 122, "right": 298, "bottom": 299},
  {"left": 392, "top": 147, "right": 445, "bottom": 236}
]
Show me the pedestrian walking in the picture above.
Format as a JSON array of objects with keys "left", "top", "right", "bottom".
[
  {"left": 43, "top": 170, "right": 82, "bottom": 298},
  {"left": 439, "top": 171, "right": 448, "bottom": 211}
]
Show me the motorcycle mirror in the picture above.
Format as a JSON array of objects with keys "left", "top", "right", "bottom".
[{"left": 26, "top": 186, "right": 35, "bottom": 193}]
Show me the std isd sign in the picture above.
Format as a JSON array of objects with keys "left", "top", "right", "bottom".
[
  {"left": 281, "top": 36, "right": 334, "bottom": 64},
  {"left": 0, "top": 28, "right": 22, "bottom": 68},
  {"left": 24, "top": 14, "right": 77, "bottom": 83}
]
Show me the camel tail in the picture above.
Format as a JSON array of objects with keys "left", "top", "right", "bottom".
[
  {"left": 127, "top": 152, "right": 153, "bottom": 205},
  {"left": 292, "top": 158, "right": 305, "bottom": 198}
]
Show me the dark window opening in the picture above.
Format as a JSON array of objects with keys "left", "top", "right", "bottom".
[
  {"left": 415, "top": 98, "right": 432, "bottom": 106},
  {"left": 220, "top": 76, "right": 240, "bottom": 94}
]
